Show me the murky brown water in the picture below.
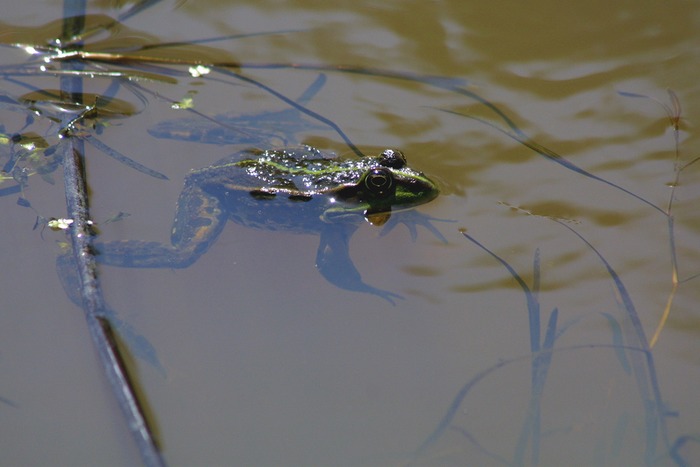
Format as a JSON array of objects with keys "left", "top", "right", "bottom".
[{"left": 1, "top": 1, "right": 699, "bottom": 465}]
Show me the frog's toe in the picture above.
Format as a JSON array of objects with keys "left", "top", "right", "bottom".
[
  {"left": 371, "top": 288, "right": 404, "bottom": 306},
  {"left": 379, "top": 210, "right": 454, "bottom": 243}
]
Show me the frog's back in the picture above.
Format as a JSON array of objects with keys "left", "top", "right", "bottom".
[{"left": 191, "top": 146, "right": 363, "bottom": 234}]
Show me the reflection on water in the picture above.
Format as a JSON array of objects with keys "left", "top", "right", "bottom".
[{"left": 0, "top": 0, "right": 699, "bottom": 465}]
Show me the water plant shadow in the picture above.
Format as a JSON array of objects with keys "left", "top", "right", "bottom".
[
  {"left": 412, "top": 227, "right": 675, "bottom": 465},
  {"left": 411, "top": 90, "right": 698, "bottom": 466}
]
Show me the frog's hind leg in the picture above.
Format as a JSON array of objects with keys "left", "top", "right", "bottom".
[
  {"left": 94, "top": 183, "right": 227, "bottom": 269},
  {"left": 316, "top": 227, "right": 403, "bottom": 305}
]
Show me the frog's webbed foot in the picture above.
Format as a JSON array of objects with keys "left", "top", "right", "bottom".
[
  {"left": 316, "top": 228, "right": 403, "bottom": 305},
  {"left": 379, "top": 210, "right": 454, "bottom": 243},
  {"left": 354, "top": 283, "right": 404, "bottom": 305}
]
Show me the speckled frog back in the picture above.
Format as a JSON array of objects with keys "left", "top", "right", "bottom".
[{"left": 190, "top": 146, "right": 368, "bottom": 233}]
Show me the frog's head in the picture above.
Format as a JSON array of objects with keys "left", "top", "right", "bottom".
[{"left": 324, "top": 149, "right": 439, "bottom": 225}]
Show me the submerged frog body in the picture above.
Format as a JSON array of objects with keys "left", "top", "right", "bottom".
[{"left": 94, "top": 145, "right": 440, "bottom": 303}]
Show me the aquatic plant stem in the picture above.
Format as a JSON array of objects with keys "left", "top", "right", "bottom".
[
  {"left": 60, "top": 7, "right": 165, "bottom": 466},
  {"left": 647, "top": 91, "right": 682, "bottom": 348},
  {"left": 642, "top": 90, "right": 699, "bottom": 348},
  {"left": 651, "top": 184, "right": 681, "bottom": 349}
]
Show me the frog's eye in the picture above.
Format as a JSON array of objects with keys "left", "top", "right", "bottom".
[
  {"left": 364, "top": 168, "right": 395, "bottom": 197},
  {"left": 379, "top": 149, "right": 406, "bottom": 169}
]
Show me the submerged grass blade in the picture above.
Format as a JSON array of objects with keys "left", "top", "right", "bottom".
[
  {"left": 460, "top": 230, "right": 540, "bottom": 353},
  {"left": 0, "top": 395, "right": 18, "bottom": 408},
  {"left": 238, "top": 61, "right": 532, "bottom": 138},
  {"left": 460, "top": 232, "right": 556, "bottom": 465},
  {"left": 116, "top": 0, "right": 167, "bottom": 23},
  {"left": 413, "top": 357, "right": 510, "bottom": 458},
  {"left": 514, "top": 305, "right": 558, "bottom": 467},
  {"left": 436, "top": 108, "right": 665, "bottom": 216},
  {"left": 413, "top": 342, "right": 650, "bottom": 464},
  {"left": 601, "top": 312, "right": 632, "bottom": 374},
  {"left": 213, "top": 67, "right": 364, "bottom": 157},
  {"left": 132, "top": 30, "right": 307, "bottom": 51},
  {"left": 296, "top": 73, "right": 327, "bottom": 106},
  {"left": 670, "top": 435, "right": 700, "bottom": 466},
  {"left": 554, "top": 219, "right": 669, "bottom": 461},
  {"left": 84, "top": 136, "right": 168, "bottom": 180}
]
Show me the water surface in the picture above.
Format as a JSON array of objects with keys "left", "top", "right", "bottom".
[{"left": 1, "top": 0, "right": 698, "bottom": 465}]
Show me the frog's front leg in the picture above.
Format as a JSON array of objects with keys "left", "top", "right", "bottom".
[
  {"left": 316, "top": 227, "right": 403, "bottom": 305},
  {"left": 94, "top": 181, "right": 227, "bottom": 268}
]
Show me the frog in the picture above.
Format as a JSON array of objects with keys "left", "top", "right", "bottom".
[{"left": 92, "top": 145, "right": 441, "bottom": 303}]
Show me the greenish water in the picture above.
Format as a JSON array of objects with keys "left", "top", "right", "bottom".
[{"left": 1, "top": 1, "right": 699, "bottom": 465}]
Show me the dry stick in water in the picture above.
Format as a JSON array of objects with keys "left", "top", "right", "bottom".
[{"left": 59, "top": 8, "right": 166, "bottom": 467}]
